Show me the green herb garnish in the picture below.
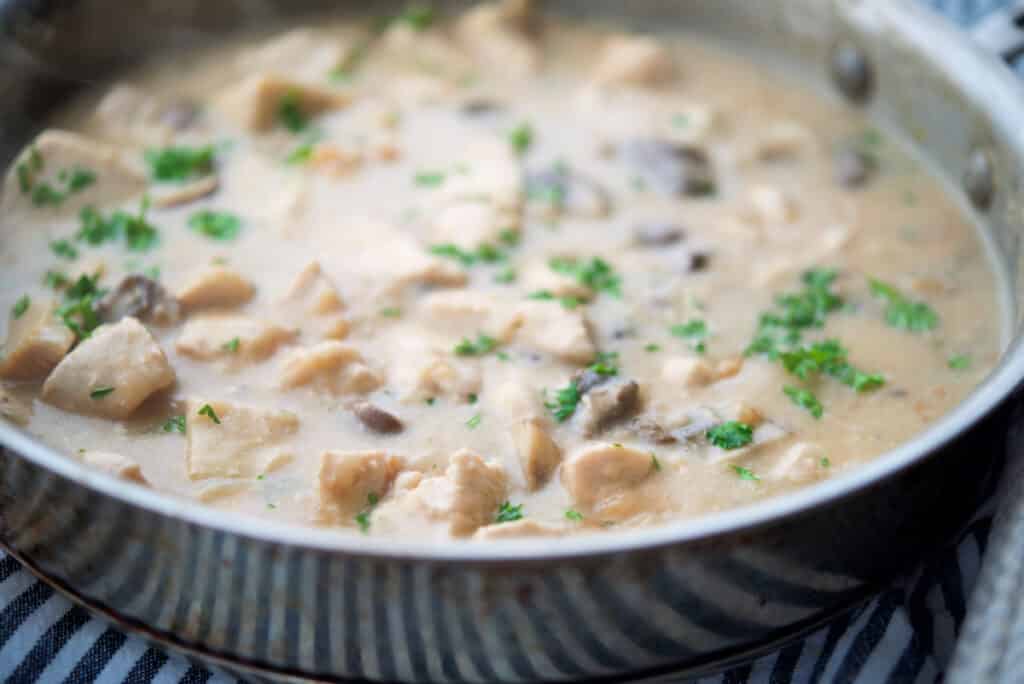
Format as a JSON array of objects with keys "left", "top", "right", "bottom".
[
  {"left": 466, "top": 413, "right": 482, "bottom": 429},
  {"left": 731, "top": 464, "right": 761, "bottom": 482},
  {"left": 644, "top": 343, "right": 661, "bottom": 353},
  {"left": 379, "top": 307, "right": 402, "bottom": 318},
  {"left": 495, "top": 501, "right": 524, "bottom": 523},
  {"left": 189, "top": 210, "right": 241, "bottom": 242},
  {"left": 277, "top": 91, "right": 308, "bottom": 132},
  {"left": 414, "top": 170, "right": 446, "bottom": 187},
  {"left": 550, "top": 257, "right": 621, "bottom": 298},
  {"left": 494, "top": 267, "right": 516, "bottom": 284},
  {"left": 545, "top": 381, "right": 581, "bottom": 423},
  {"left": 820, "top": 457, "right": 831, "bottom": 468},
  {"left": 747, "top": 269, "right": 843, "bottom": 357},
  {"left": 651, "top": 453, "right": 662, "bottom": 472},
  {"left": 527, "top": 290, "right": 580, "bottom": 309},
  {"left": 162, "top": 415, "right": 187, "bottom": 434},
  {"left": 565, "top": 509, "right": 583, "bottom": 522},
  {"left": 588, "top": 351, "right": 619, "bottom": 377},
  {"left": 396, "top": 3, "right": 435, "bottom": 30},
  {"left": 508, "top": 122, "right": 533, "bottom": 156},
  {"left": 499, "top": 229, "right": 520, "bottom": 247},
  {"left": 56, "top": 274, "right": 105, "bottom": 338},
  {"left": 783, "top": 385, "right": 823, "bottom": 419},
  {"left": 90, "top": 386, "right": 115, "bottom": 399},
  {"left": 144, "top": 145, "right": 215, "bottom": 181},
  {"left": 43, "top": 270, "right": 69, "bottom": 289},
  {"left": 50, "top": 240, "right": 79, "bottom": 261},
  {"left": 355, "top": 492, "right": 380, "bottom": 533},
  {"left": 779, "top": 339, "right": 885, "bottom": 392},
  {"left": 868, "top": 278, "right": 938, "bottom": 332},
  {"left": 12, "top": 295, "right": 30, "bottom": 319},
  {"left": 707, "top": 421, "right": 754, "bottom": 450},
  {"left": 670, "top": 319, "right": 708, "bottom": 353},
  {"left": 198, "top": 403, "right": 221, "bottom": 424},
  {"left": 454, "top": 334, "right": 497, "bottom": 357},
  {"left": 222, "top": 337, "right": 241, "bottom": 353},
  {"left": 949, "top": 354, "right": 971, "bottom": 370}
]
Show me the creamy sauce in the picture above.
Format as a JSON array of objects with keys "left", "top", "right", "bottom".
[{"left": 0, "top": 3, "right": 1001, "bottom": 541}]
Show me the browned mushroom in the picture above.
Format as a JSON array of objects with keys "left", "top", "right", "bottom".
[
  {"left": 97, "top": 275, "right": 180, "bottom": 326},
  {"left": 619, "top": 139, "right": 716, "bottom": 197},
  {"left": 351, "top": 401, "right": 404, "bottom": 434}
]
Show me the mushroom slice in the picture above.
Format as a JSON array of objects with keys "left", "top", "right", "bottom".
[
  {"left": 97, "top": 275, "right": 181, "bottom": 326},
  {"left": 618, "top": 139, "right": 716, "bottom": 197},
  {"left": 525, "top": 164, "right": 610, "bottom": 219}
]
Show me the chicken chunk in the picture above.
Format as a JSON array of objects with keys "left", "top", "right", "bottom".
[
  {"left": 561, "top": 443, "right": 656, "bottom": 519},
  {"left": 769, "top": 442, "right": 828, "bottom": 484},
  {"left": 493, "top": 379, "right": 543, "bottom": 421},
  {"left": 662, "top": 356, "right": 714, "bottom": 388},
  {"left": 278, "top": 341, "right": 382, "bottom": 395},
  {"left": 80, "top": 450, "right": 147, "bottom": 484},
  {"left": 510, "top": 417, "right": 561, "bottom": 490},
  {"left": 185, "top": 398, "right": 299, "bottom": 479},
  {"left": 591, "top": 35, "right": 675, "bottom": 88},
  {"left": 509, "top": 300, "right": 596, "bottom": 363},
  {"left": 2, "top": 130, "right": 147, "bottom": 214},
  {"left": 397, "top": 354, "right": 482, "bottom": 402},
  {"left": 370, "top": 234, "right": 469, "bottom": 294},
  {"left": 407, "top": 450, "right": 508, "bottom": 537},
  {"left": 216, "top": 74, "right": 349, "bottom": 132},
  {"left": 282, "top": 262, "right": 349, "bottom": 340},
  {"left": 455, "top": 1, "right": 540, "bottom": 77},
  {"left": 430, "top": 200, "right": 519, "bottom": 251},
  {"left": 41, "top": 318, "right": 175, "bottom": 419},
  {"left": 176, "top": 265, "right": 255, "bottom": 312},
  {"left": 434, "top": 139, "right": 524, "bottom": 212},
  {"left": 475, "top": 519, "right": 565, "bottom": 540},
  {"left": 315, "top": 450, "right": 403, "bottom": 525},
  {"left": 0, "top": 299, "right": 76, "bottom": 380},
  {"left": 176, "top": 315, "right": 297, "bottom": 363},
  {"left": 519, "top": 262, "right": 593, "bottom": 301}
]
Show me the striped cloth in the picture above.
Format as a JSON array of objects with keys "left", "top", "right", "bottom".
[{"left": 0, "top": 0, "right": 1015, "bottom": 681}]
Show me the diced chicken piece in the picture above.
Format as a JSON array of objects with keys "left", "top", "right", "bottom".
[
  {"left": 769, "top": 442, "right": 828, "bottom": 484},
  {"left": 430, "top": 200, "right": 518, "bottom": 251},
  {"left": 278, "top": 341, "right": 382, "bottom": 395},
  {"left": 0, "top": 299, "right": 75, "bottom": 381},
  {"left": 662, "top": 356, "right": 715, "bottom": 389},
  {"left": 748, "top": 121, "right": 814, "bottom": 162},
  {"left": 519, "top": 262, "right": 593, "bottom": 301},
  {"left": 0, "top": 384, "right": 31, "bottom": 425},
  {"left": 216, "top": 74, "right": 348, "bottom": 132},
  {"left": 185, "top": 398, "right": 299, "bottom": 478},
  {"left": 282, "top": 262, "right": 348, "bottom": 340},
  {"left": 455, "top": 1, "right": 540, "bottom": 77},
  {"left": 92, "top": 85, "right": 201, "bottom": 146},
  {"left": 2, "top": 130, "right": 147, "bottom": 214},
  {"left": 744, "top": 186, "right": 799, "bottom": 225},
  {"left": 591, "top": 35, "right": 675, "bottom": 88},
  {"left": 150, "top": 175, "right": 219, "bottom": 209},
  {"left": 80, "top": 450, "right": 147, "bottom": 484},
  {"left": 41, "top": 318, "right": 175, "bottom": 420},
  {"left": 235, "top": 28, "right": 354, "bottom": 82},
  {"left": 509, "top": 300, "right": 596, "bottom": 364},
  {"left": 493, "top": 379, "right": 543, "bottom": 421},
  {"left": 315, "top": 450, "right": 403, "bottom": 525},
  {"left": 561, "top": 443, "right": 655, "bottom": 519},
  {"left": 372, "top": 235, "right": 469, "bottom": 294},
  {"left": 510, "top": 417, "right": 561, "bottom": 490},
  {"left": 176, "top": 265, "right": 255, "bottom": 312},
  {"left": 398, "top": 354, "right": 482, "bottom": 402},
  {"left": 730, "top": 401, "right": 765, "bottom": 427},
  {"left": 406, "top": 450, "right": 508, "bottom": 537},
  {"left": 716, "top": 357, "right": 744, "bottom": 380},
  {"left": 576, "top": 378, "right": 641, "bottom": 437},
  {"left": 435, "top": 138, "right": 524, "bottom": 212},
  {"left": 176, "top": 315, "right": 297, "bottom": 363},
  {"left": 475, "top": 519, "right": 565, "bottom": 540}
]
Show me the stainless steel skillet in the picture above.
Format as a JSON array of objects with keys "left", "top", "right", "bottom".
[{"left": 2, "top": 1, "right": 1024, "bottom": 681}]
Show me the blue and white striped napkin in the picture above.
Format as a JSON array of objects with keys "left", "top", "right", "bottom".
[{"left": 0, "top": 0, "right": 1014, "bottom": 681}]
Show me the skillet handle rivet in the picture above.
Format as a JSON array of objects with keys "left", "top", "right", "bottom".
[
  {"left": 964, "top": 149, "right": 995, "bottom": 210},
  {"left": 831, "top": 41, "right": 873, "bottom": 103}
]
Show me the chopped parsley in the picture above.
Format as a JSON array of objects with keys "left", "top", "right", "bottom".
[
  {"left": 222, "top": 337, "right": 241, "bottom": 353},
  {"left": 670, "top": 319, "right": 708, "bottom": 353},
  {"left": 425, "top": 397, "right": 436, "bottom": 406},
  {"left": 16, "top": 146, "right": 96, "bottom": 207},
  {"left": 468, "top": 393, "right": 478, "bottom": 405},
  {"left": 565, "top": 509, "right": 584, "bottom": 522},
  {"left": 285, "top": 141, "right": 316, "bottom": 165},
  {"left": 783, "top": 385, "right": 823, "bottom": 419},
  {"left": 779, "top": 339, "right": 885, "bottom": 392},
  {"left": 820, "top": 457, "right": 831, "bottom": 468},
  {"left": 746, "top": 269, "right": 843, "bottom": 357},
  {"left": 355, "top": 492, "right": 380, "bottom": 533},
  {"left": 144, "top": 145, "right": 215, "bottom": 181},
  {"left": 496, "top": 351, "right": 511, "bottom": 361},
  {"left": 495, "top": 501, "right": 524, "bottom": 524},
  {"left": 396, "top": 3, "right": 436, "bottom": 31},
  {"left": 494, "top": 267, "right": 516, "bottom": 284},
  {"left": 644, "top": 343, "right": 661, "bottom": 353},
  {"left": 466, "top": 413, "right": 482, "bottom": 429},
  {"left": 550, "top": 257, "right": 621, "bottom": 298},
  {"left": 277, "top": 91, "right": 308, "bottom": 133},
  {"left": 89, "top": 386, "right": 115, "bottom": 399},
  {"left": 76, "top": 206, "right": 119, "bottom": 245},
  {"left": 74, "top": 200, "right": 159, "bottom": 252},
  {"left": 15, "top": 145, "right": 43, "bottom": 194},
  {"left": 12, "top": 295, "right": 30, "bottom": 319},
  {"left": 527, "top": 290, "right": 580, "bottom": 309},
  {"left": 50, "top": 240, "right": 79, "bottom": 261},
  {"left": 499, "top": 229, "right": 520, "bottom": 247},
  {"left": 731, "top": 464, "right": 761, "bottom": 482},
  {"left": 189, "top": 210, "right": 242, "bottom": 241},
  {"left": 707, "top": 421, "right": 754, "bottom": 450},
  {"left": 414, "top": 170, "right": 446, "bottom": 187},
  {"left": 379, "top": 307, "right": 402, "bottom": 318},
  {"left": 56, "top": 274, "right": 105, "bottom": 338},
  {"left": 651, "top": 453, "right": 662, "bottom": 472},
  {"left": 948, "top": 354, "right": 972, "bottom": 370},
  {"left": 508, "top": 122, "right": 533, "bottom": 156},
  {"left": 429, "top": 243, "right": 506, "bottom": 267},
  {"left": 588, "top": 351, "right": 619, "bottom": 377},
  {"left": 162, "top": 415, "right": 187, "bottom": 434},
  {"left": 197, "top": 403, "right": 221, "bottom": 424},
  {"left": 868, "top": 278, "right": 939, "bottom": 332},
  {"left": 545, "top": 381, "right": 581, "bottom": 423},
  {"left": 454, "top": 333, "right": 497, "bottom": 357},
  {"left": 43, "top": 270, "right": 69, "bottom": 289}
]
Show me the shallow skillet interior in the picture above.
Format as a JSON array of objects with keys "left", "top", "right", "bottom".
[{"left": 1, "top": 0, "right": 1023, "bottom": 561}]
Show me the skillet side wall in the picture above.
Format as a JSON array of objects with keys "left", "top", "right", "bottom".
[
  {"left": 0, "top": 0, "right": 1021, "bottom": 681},
  {"left": 0, "top": 397, "right": 1012, "bottom": 682}
]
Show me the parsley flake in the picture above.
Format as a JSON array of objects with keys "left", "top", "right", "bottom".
[
  {"left": 466, "top": 413, "right": 482, "bottom": 429},
  {"left": 43, "top": 270, "right": 69, "bottom": 289},
  {"left": 50, "top": 240, "right": 79, "bottom": 261},
  {"left": 508, "top": 122, "right": 533, "bottom": 156},
  {"left": 783, "top": 385, "right": 823, "bottom": 419},
  {"left": 731, "top": 464, "right": 761, "bottom": 482},
  {"left": 144, "top": 145, "right": 215, "bottom": 181},
  {"left": 527, "top": 290, "right": 580, "bottom": 309},
  {"left": 869, "top": 278, "right": 938, "bottom": 332},
  {"left": 651, "top": 453, "right": 662, "bottom": 471},
  {"left": 495, "top": 501, "right": 524, "bottom": 523},
  {"left": 454, "top": 334, "right": 497, "bottom": 357},
  {"left": 355, "top": 492, "right": 380, "bottom": 533},
  {"left": 222, "top": 337, "right": 241, "bottom": 353},
  {"left": 949, "top": 354, "right": 971, "bottom": 370},
  {"left": 12, "top": 295, "right": 30, "bottom": 319},
  {"left": 747, "top": 269, "right": 843, "bottom": 357},
  {"left": 415, "top": 170, "right": 446, "bottom": 187},
  {"left": 198, "top": 404, "right": 221, "bottom": 424},
  {"left": 189, "top": 210, "right": 241, "bottom": 241},
  {"left": 396, "top": 3, "right": 435, "bottom": 31},
  {"left": 162, "top": 415, "right": 187, "bottom": 434},
  {"left": 90, "top": 386, "right": 115, "bottom": 399},
  {"left": 550, "top": 257, "right": 621, "bottom": 298},
  {"left": 644, "top": 343, "right": 661, "bottom": 353},
  {"left": 565, "top": 509, "right": 584, "bottom": 522},
  {"left": 545, "top": 381, "right": 581, "bottom": 423},
  {"left": 707, "top": 421, "right": 754, "bottom": 450},
  {"left": 379, "top": 307, "right": 402, "bottom": 318},
  {"left": 277, "top": 91, "right": 308, "bottom": 133}
]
